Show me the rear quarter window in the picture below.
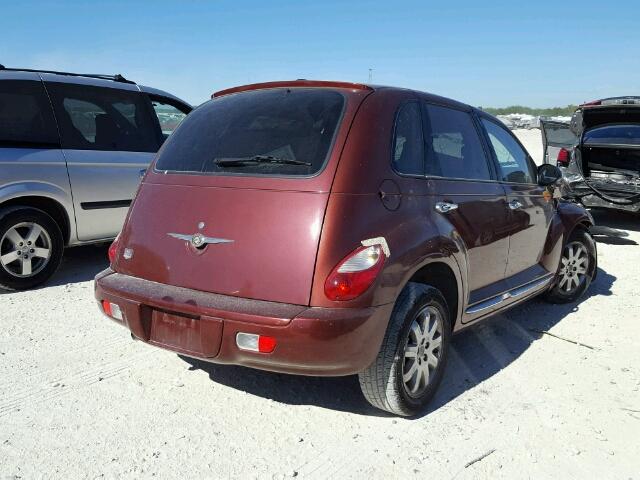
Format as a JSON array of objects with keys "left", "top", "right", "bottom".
[
  {"left": 0, "top": 80, "right": 59, "bottom": 148},
  {"left": 154, "top": 88, "right": 345, "bottom": 176},
  {"left": 391, "top": 102, "right": 424, "bottom": 175}
]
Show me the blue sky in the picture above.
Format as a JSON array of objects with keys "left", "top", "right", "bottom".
[{"left": 2, "top": 0, "right": 639, "bottom": 107}]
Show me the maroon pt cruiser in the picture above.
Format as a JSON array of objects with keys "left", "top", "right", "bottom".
[{"left": 95, "top": 80, "right": 597, "bottom": 416}]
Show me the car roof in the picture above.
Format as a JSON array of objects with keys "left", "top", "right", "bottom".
[
  {"left": 0, "top": 66, "right": 191, "bottom": 107},
  {"left": 211, "top": 79, "right": 476, "bottom": 112},
  {"left": 139, "top": 85, "right": 192, "bottom": 107},
  {"left": 580, "top": 96, "right": 640, "bottom": 108}
]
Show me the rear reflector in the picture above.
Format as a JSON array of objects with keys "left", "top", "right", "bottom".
[
  {"left": 102, "top": 300, "right": 123, "bottom": 321},
  {"left": 108, "top": 234, "right": 120, "bottom": 264},
  {"left": 557, "top": 148, "right": 570, "bottom": 167},
  {"left": 236, "top": 333, "right": 277, "bottom": 353}
]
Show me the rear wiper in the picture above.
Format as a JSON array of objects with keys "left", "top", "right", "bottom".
[{"left": 214, "top": 155, "right": 312, "bottom": 167}]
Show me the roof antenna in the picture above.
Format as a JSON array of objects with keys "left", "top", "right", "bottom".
[
  {"left": 0, "top": 64, "right": 5, "bottom": 70},
  {"left": 368, "top": 68, "right": 373, "bottom": 82}
]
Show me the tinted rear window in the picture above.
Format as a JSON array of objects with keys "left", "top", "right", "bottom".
[
  {"left": 0, "top": 80, "right": 59, "bottom": 148},
  {"left": 584, "top": 124, "right": 640, "bottom": 145},
  {"left": 154, "top": 88, "right": 345, "bottom": 176}
]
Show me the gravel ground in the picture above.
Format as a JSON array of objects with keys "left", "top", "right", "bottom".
[{"left": 1, "top": 130, "right": 639, "bottom": 479}]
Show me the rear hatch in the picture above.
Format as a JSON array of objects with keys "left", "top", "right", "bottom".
[
  {"left": 114, "top": 85, "right": 371, "bottom": 306},
  {"left": 569, "top": 99, "right": 640, "bottom": 202}
]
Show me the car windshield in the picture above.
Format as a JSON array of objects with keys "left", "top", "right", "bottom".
[
  {"left": 154, "top": 88, "right": 345, "bottom": 176},
  {"left": 583, "top": 124, "right": 640, "bottom": 145}
]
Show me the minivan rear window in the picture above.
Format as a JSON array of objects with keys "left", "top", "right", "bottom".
[{"left": 154, "top": 88, "right": 345, "bottom": 176}]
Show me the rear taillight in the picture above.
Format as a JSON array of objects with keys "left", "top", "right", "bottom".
[
  {"left": 108, "top": 234, "right": 120, "bottom": 264},
  {"left": 557, "top": 148, "right": 570, "bottom": 167},
  {"left": 324, "top": 244, "right": 386, "bottom": 301}
]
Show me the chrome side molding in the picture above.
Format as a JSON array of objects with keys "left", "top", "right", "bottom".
[{"left": 465, "top": 274, "right": 554, "bottom": 315}]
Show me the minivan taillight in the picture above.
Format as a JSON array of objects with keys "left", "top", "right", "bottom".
[
  {"left": 325, "top": 245, "right": 386, "bottom": 301},
  {"left": 108, "top": 234, "right": 120, "bottom": 264},
  {"left": 557, "top": 148, "right": 570, "bottom": 167}
]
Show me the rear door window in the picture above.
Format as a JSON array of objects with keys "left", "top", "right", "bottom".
[
  {"left": 481, "top": 118, "right": 536, "bottom": 184},
  {"left": 46, "top": 83, "right": 159, "bottom": 152},
  {"left": 392, "top": 102, "right": 424, "bottom": 175},
  {"left": 154, "top": 88, "right": 344, "bottom": 176},
  {"left": 0, "top": 80, "right": 59, "bottom": 148},
  {"left": 423, "top": 104, "right": 492, "bottom": 180}
]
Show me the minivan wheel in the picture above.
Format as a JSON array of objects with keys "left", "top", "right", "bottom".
[
  {"left": 0, "top": 207, "right": 64, "bottom": 291},
  {"left": 358, "top": 283, "right": 451, "bottom": 416},
  {"left": 543, "top": 228, "right": 596, "bottom": 304}
]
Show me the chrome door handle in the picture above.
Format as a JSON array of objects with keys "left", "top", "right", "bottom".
[
  {"left": 508, "top": 199, "right": 524, "bottom": 210},
  {"left": 435, "top": 201, "right": 459, "bottom": 214}
]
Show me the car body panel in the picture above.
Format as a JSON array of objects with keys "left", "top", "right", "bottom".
[
  {"left": 63, "top": 149, "right": 153, "bottom": 240},
  {"left": 114, "top": 183, "right": 330, "bottom": 305}
]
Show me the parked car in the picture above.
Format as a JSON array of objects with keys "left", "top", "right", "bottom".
[
  {"left": 541, "top": 97, "right": 640, "bottom": 213},
  {"left": 96, "top": 80, "right": 596, "bottom": 416},
  {"left": 0, "top": 66, "right": 192, "bottom": 290}
]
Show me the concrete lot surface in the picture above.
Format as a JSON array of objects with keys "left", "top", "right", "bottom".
[{"left": 1, "top": 131, "right": 639, "bottom": 479}]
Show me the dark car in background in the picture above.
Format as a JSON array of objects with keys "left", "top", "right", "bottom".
[
  {"left": 97, "top": 80, "right": 596, "bottom": 416},
  {"left": 0, "top": 66, "right": 192, "bottom": 290},
  {"left": 542, "top": 97, "right": 640, "bottom": 213}
]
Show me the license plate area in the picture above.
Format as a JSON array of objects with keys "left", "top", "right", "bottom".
[{"left": 148, "top": 308, "right": 223, "bottom": 358}]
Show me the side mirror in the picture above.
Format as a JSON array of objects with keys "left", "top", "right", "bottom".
[{"left": 537, "top": 164, "right": 562, "bottom": 186}]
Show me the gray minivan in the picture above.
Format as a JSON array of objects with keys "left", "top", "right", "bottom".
[{"left": 0, "top": 66, "right": 191, "bottom": 290}]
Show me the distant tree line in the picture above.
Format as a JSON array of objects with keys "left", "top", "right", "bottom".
[{"left": 481, "top": 105, "right": 578, "bottom": 117}]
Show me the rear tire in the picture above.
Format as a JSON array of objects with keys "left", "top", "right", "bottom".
[
  {"left": 358, "top": 283, "right": 451, "bottom": 416},
  {"left": 0, "top": 207, "right": 64, "bottom": 291},
  {"left": 543, "top": 228, "right": 596, "bottom": 304}
]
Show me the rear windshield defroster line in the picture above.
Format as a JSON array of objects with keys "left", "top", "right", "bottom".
[{"left": 154, "top": 88, "right": 346, "bottom": 178}]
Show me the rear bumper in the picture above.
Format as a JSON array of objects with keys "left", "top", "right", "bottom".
[{"left": 94, "top": 269, "right": 393, "bottom": 376}]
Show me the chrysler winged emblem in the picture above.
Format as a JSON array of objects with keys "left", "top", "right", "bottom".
[{"left": 167, "top": 231, "right": 234, "bottom": 249}]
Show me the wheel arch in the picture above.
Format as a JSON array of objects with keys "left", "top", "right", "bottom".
[
  {"left": 402, "top": 258, "right": 462, "bottom": 331},
  {"left": 0, "top": 195, "right": 72, "bottom": 245}
]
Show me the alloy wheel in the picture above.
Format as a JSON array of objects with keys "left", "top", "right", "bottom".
[
  {"left": 0, "top": 222, "right": 52, "bottom": 278},
  {"left": 402, "top": 305, "right": 443, "bottom": 397},
  {"left": 558, "top": 241, "right": 589, "bottom": 294}
]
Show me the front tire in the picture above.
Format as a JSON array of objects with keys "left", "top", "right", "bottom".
[
  {"left": 358, "top": 283, "right": 451, "bottom": 416},
  {"left": 0, "top": 207, "right": 64, "bottom": 291},
  {"left": 543, "top": 228, "right": 596, "bottom": 304}
]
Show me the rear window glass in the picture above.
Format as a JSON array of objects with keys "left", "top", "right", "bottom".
[
  {"left": 154, "top": 88, "right": 345, "bottom": 176},
  {"left": 0, "top": 80, "right": 59, "bottom": 148},
  {"left": 584, "top": 124, "right": 640, "bottom": 145}
]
